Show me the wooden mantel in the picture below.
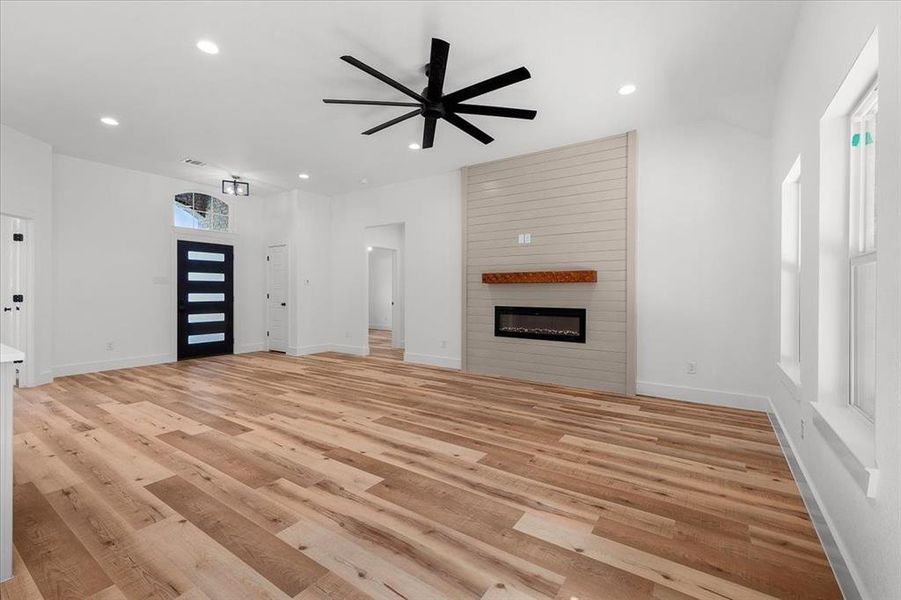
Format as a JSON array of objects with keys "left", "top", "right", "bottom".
[{"left": 481, "top": 270, "right": 598, "bottom": 284}]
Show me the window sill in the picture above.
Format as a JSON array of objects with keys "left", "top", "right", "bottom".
[
  {"left": 811, "top": 402, "right": 879, "bottom": 497},
  {"left": 776, "top": 361, "right": 801, "bottom": 400}
]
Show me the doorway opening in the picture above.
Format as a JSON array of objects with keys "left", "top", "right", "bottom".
[
  {"left": 176, "top": 240, "right": 234, "bottom": 360},
  {"left": 365, "top": 223, "right": 404, "bottom": 360}
]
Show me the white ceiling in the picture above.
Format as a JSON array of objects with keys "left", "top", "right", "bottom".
[{"left": 0, "top": 1, "right": 799, "bottom": 196}]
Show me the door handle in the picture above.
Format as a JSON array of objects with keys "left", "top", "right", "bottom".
[
  {"left": 280, "top": 302, "right": 286, "bottom": 307},
  {"left": 2, "top": 307, "right": 10, "bottom": 312}
]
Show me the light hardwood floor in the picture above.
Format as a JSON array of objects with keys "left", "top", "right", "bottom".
[
  {"left": 368, "top": 329, "right": 403, "bottom": 361},
  {"left": 2, "top": 351, "right": 841, "bottom": 600}
]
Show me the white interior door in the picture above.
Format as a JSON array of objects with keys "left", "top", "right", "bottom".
[
  {"left": 267, "top": 244, "right": 289, "bottom": 352},
  {"left": 0, "top": 216, "right": 27, "bottom": 381},
  {"left": 390, "top": 250, "right": 403, "bottom": 348}
]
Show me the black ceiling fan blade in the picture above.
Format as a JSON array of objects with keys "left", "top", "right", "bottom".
[
  {"left": 442, "top": 66, "right": 531, "bottom": 104},
  {"left": 361, "top": 109, "right": 422, "bottom": 136},
  {"left": 323, "top": 99, "right": 422, "bottom": 107},
  {"left": 443, "top": 113, "right": 494, "bottom": 145},
  {"left": 340, "top": 55, "right": 426, "bottom": 103},
  {"left": 426, "top": 38, "right": 450, "bottom": 101},
  {"left": 422, "top": 116, "right": 437, "bottom": 148},
  {"left": 451, "top": 104, "right": 537, "bottom": 120}
]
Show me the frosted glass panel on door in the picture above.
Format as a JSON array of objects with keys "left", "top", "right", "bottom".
[
  {"left": 188, "top": 293, "right": 225, "bottom": 302},
  {"left": 187, "top": 250, "right": 225, "bottom": 262},
  {"left": 187, "top": 333, "right": 225, "bottom": 344},
  {"left": 188, "top": 272, "right": 226, "bottom": 282},
  {"left": 188, "top": 313, "right": 225, "bottom": 323}
]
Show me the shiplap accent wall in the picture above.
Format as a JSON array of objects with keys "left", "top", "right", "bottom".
[{"left": 462, "top": 132, "right": 636, "bottom": 393}]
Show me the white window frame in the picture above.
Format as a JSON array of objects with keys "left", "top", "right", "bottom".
[
  {"left": 778, "top": 156, "right": 802, "bottom": 393},
  {"left": 812, "top": 29, "right": 878, "bottom": 498},
  {"left": 848, "top": 82, "right": 877, "bottom": 422}
]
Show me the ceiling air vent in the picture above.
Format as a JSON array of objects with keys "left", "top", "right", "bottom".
[{"left": 182, "top": 158, "right": 206, "bottom": 167}]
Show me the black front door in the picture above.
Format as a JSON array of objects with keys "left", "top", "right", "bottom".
[{"left": 177, "top": 240, "right": 234, "bottom": 360}]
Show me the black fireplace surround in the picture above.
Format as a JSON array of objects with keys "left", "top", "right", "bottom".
[{"left": 494, "top": 306, "right": 587, "bottom": 343}]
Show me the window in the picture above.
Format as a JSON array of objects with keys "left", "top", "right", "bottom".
[
  {"left": 174, "top": 192, "right": 230, "bottom": 231},
  {"left": 849, "top": 83, "right": 877, "bottom": 421},
  {"left": 779, "top": 157, "right": 802, "bottom": 383}
]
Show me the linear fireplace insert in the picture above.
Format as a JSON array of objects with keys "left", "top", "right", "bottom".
[{"left": 494, "top": 306, "right": 586, "bottom": 343}]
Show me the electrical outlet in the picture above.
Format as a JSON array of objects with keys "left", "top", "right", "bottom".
[
  {"left": 345, "top": 331, "right": 351, "bottom": 339},
  {"left": 440, "top": 340, "right": 447, "bottom": 348},
  {"left": 686, "top": 361, "right": 697, "bottom": 375},
  {"left": 106, "top": 341, "right": 115, "bottom": 351},
  {"left": 800, "top": 419, "right": 805, "bottom": 439}
]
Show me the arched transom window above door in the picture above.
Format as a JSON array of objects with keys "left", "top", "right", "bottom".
[{"left": 174, "top": 192, "right": 230, "bottom": 232}]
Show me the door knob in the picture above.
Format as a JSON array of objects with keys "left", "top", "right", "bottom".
[{"left": 280, "top": 302, "right": 286, "bottom": 307}]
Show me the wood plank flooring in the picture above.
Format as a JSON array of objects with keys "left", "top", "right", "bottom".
[
  {"left": 368, "top": 329, "right": 403, "bottom": 361},
  {"left": 2, "top": 351, "right": 841, "bottom": 600}
]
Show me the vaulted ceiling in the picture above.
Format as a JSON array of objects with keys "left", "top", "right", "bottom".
[{"left": 0, "top": 1, "right": 799, "bottom": 195}]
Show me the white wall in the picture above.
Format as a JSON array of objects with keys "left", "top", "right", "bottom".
[
  {"left": 768, "top": 3, "right": 901, "bottom": 599},
  {"left": 636, "top": 120, "right": 773, "bottom": 410},
  {"left": 368, "top": 248, "right": 393, "bottom": 330},
  {"left": 329, "top": 172, "right": 461, "bottom": 368},
  {"left": 262, "top": 188, "right": 333, "bottom": 355},
  {"left": 52, "top": 154, "right": 267, "bottom": 375},
  {"left": 0, "top": 124, "right": 53, "bottom": 385}
]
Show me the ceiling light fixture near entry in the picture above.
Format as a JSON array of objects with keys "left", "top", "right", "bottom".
[
  {"left": 366, "top": 246, "right": 373, "bottom": 252},
  {"left": 100, "top": 116, "right": 119, "bottom": 126},
  {"left": 298, "top": 173, "right": 310, "bottom": 180},
  {"left": 222, "top": 178, "right": 249, "bottom": 196},
  {"left": 196, "top": 39, "right": 220, "bottom": 55},
  {"left": 408, "top": 143, "right": 421, "bottom": 150},
  {"left": 618, "top": 83, "right": 637, "bottom": 95}
]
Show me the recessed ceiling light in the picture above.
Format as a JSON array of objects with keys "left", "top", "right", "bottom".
[
  {"left": 366, "top": 246, "right": 373, "bottom": 252},
  {"left": 100, "top": 116, "right": 119, "bottom": 126},
  {"left": 408, "top": 143, "right": 421, "bottom": 150},
  {"left": 618, "top": 83, "right": 637, "bottom": 96},
  {"left": 298, "top": 173, "right": 310, "bottom": 180},
  {"left": 196, "top": 40, "right": 219, "bottom": 55},
  {"left": 360, "top": 178, "right": 369, "bottom": 185}
]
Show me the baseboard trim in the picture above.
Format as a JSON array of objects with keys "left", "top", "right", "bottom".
[
  {"left": 636, "top": 381, "right": 770, "bottom": 412},
  {"left": 404, "top": 352, "right": 461, "bottom": 370},
  {"left": 235, "top": 342, "right": 266, "bottom": 354},
  {"left": 33, "top": 370, "right": 54, "bottom": 387},
  {"left": 368, "top": 325, "right": 392, "bottom": 331},
  {"left": 767, "top": 406, "right": 864, "bottom": 600},
  {"left": 290, "top": 344, "right": 332, "bottom": 356},
  {"left": 329, "top": 344, "right": 368, "bottom": 356},
  {"left": 53, "top": 353, "right": 174, "bottom": 378}
]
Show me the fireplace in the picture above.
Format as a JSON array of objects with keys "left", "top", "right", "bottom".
[{"left": 494, "top": 306, "right": 586, "bottom": 343}]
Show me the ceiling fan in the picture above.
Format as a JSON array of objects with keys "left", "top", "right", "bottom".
[{"left": 323, "top": 38, "right": 536, "bottom": 149}]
